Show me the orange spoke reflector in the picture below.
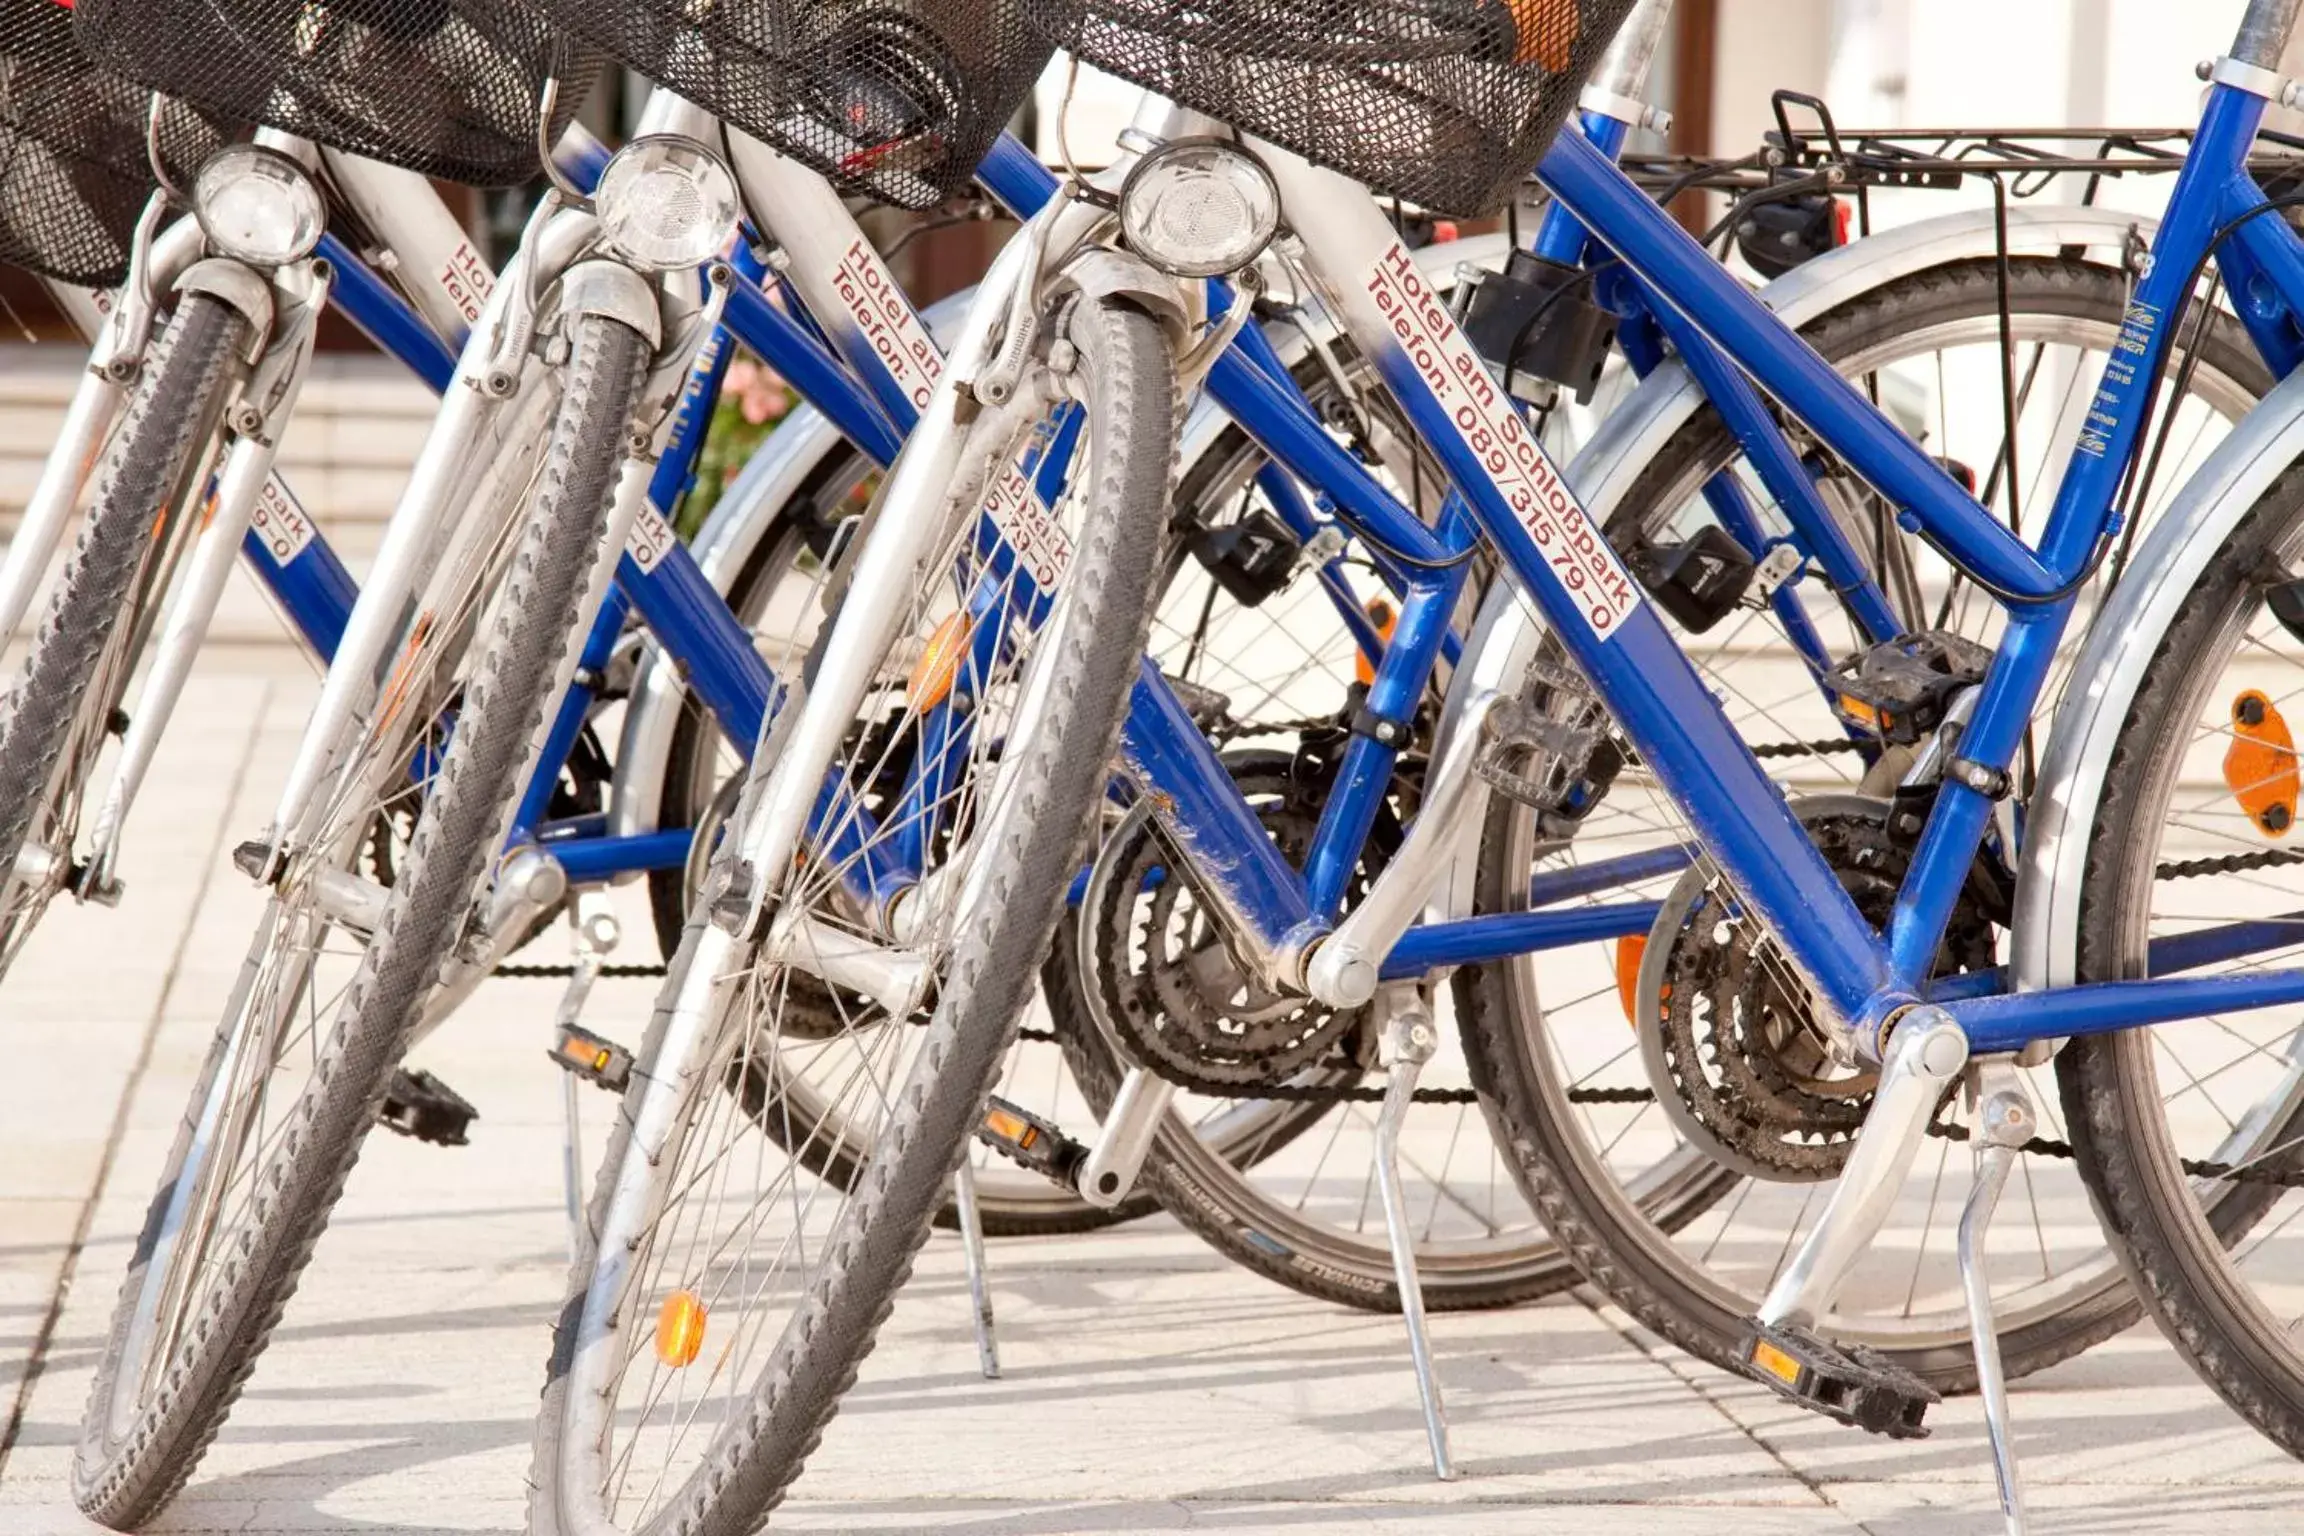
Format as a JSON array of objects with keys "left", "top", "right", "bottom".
[
  {"left": 1614, "top": 934, "right": 1646, "bottom": 1029},
  {"left": 908, "top": 611, "right": 972, "bottom": 711},
  {"left": 655, "top": 1289, "right": 707, "bottom": 1368},
  {"left": 2224, "top": 689, "right": 2299, "bottom": 838},
  {"left": 1354, "top": 598, "right": 1398, "bottom": 687}
]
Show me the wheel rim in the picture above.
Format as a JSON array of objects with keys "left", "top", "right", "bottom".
[{"left": 95, "top": 489, "right": 526, "bottom": 1449}]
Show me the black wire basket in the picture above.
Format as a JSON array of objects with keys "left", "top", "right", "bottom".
[
  {"left": 533, "top": 0, "right": 1053, "bottom": 209},
  {"left": 0, "top": 0, "right": 222, "bottom": 287},
  {"left": 73, "top": 0, "right": 600, "bottom": 188},
  {"left": 1024, "top": 0, "right": 1635, "bottom": 218}
]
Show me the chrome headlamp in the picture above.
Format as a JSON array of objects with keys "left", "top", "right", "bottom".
[
  {"left": 1117, "top": 138, "right": 1281, "bottom": 279},
  {"left": 191, "top": 145, "right": 324, "bottom": 268},
  {"left": 594, "top": 136, "right": 740, "bottom": 273}
]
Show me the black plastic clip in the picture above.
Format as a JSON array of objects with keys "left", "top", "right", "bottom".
[
  {"left": 1943, "top": 755, "right": 2013, "bottom": 801},
  {"left": 1347, "top": 698, "right": 1413, "bottom": 750}
]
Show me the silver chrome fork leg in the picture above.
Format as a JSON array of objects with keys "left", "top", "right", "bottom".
[
  {"left": 952, "top": 1161, "right": 1000, "bottom": 1380},
  {"left": 1372, "top": 983, "right": 1453, "bottom": 1481},
  {"left": 1758, "top": 1006, "right": 1970, "bottom": 1329},
  {"left": 1959, "top": 1062, "right": 2036, "bottom": 1536}
]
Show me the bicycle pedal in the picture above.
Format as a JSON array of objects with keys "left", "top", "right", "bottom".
[
  {"left": 376, "top": 1067, "right": 479, "bottom": 1146},
  {"left": 550, "top": 1022, "right": 633, "bottom": 1094},
  {"left": 973, "top": 1096, "right": 1087, "bottom": 1192},
  {"left": 1736, "top": 1321, "right": 1937, "bottom": 1439}
]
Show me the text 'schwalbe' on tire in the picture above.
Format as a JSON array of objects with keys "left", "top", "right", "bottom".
[
  {"left": 73, "top": 313, "right": 652, "bottom": 1526},
  {"left": 0, "top": 292, "right": 245, "bottom": 980},
  {"left": 1456, "top": 256, "right": 2270, "bottom": 1393},
  {"left": 528, "top": 296, "right": 1178, "bottom": 1536}
]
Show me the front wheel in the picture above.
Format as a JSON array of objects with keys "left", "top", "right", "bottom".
[
  {"left": 0, "top": 292, "right": 243, "bottom": 980},
  {"left": 529, "top": 296, "right": 1180, "bottom": 1533},
  {"left": 74, "top": 312, "right": 652, "bottom": 1526}
]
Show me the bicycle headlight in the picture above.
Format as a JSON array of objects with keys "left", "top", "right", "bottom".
[
  {"left": 595, "top": 136, "right": 739, "bottom": 273},
  {"left": 191, "top": 145, "right": 324, "bottom": 268},
  {"left": 1117, "top": 138, "right": 1280, "bottom": 279}
]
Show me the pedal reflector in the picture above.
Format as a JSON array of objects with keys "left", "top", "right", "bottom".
[
  {"left": 983, "top": 1104, "right": 1040, "bottom": 1153},
  {"left": 656, "top": 1289, "right": 707, "bottom": 1368},
  {"left": 1736, "top": 1320, "right": 1936, "bottom": 1439},
  {"left": 1750, "top": 1337, "right": 1804, "bottom": 1386},
  {"left": 550, "top": 1023, "right": 633, "bottom": 1093},
  {"left": 2224, "top": 690, "right": 2298, "bottom": 837},
  {"left": 975, "top": 1095, "right": 1089, "bottom": 1191}
]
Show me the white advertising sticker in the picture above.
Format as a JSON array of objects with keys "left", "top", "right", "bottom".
[
  {"left": 828, "top": 237, "right": 942, "bottom": 412},
  {"left": 1362, "top": 242, "right": 1641, "bottom": 639},
  {"left": 250, "top": 478, "right": 315, "bottom": 565},
  {"left": 625, "top": 499, "right": 677, "bottom": 575}
]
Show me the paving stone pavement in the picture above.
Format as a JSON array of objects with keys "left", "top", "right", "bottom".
[{"left": 2, "top": 651, "right": 2302, "bottom": 1535}]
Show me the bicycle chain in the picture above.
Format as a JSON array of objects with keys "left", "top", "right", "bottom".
[
  {"left": 2156, "top": 844, "right": 2304, "bottom": 881},
  {"left": 492, "top": 961, "right": 669, "bottom": 980}
]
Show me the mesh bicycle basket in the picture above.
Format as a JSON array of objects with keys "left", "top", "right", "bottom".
[
  {"left": 73, "top": 0, "right": 601, "bottom": 188},
  {"left": 0, "top": 0, "right": 221, "bottom": 286},
  {"left": 1025, "top": 0, "right": 1635, "bottom": 218},
  {"left": 533, "top": 0, "right": 1054, "bottom": 210}
]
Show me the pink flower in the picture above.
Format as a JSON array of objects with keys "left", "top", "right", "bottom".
[{"left": 725, "top": 356, "right": 790, "bottom": 426}]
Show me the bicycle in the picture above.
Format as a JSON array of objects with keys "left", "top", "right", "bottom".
[{"left": 523, "top": 0, "right": 2304, "bottom": 1528}]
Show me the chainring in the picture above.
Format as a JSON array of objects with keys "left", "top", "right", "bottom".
[
  {"left": 1634, "top": 794, "right": 2000, "bottom": 1182},
  {"left": 1084, "top": 751, "right": 1400, "bottom": 1092}
]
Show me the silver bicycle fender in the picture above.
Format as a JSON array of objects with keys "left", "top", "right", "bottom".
[
  {"left": 1431, "top": 203, "right": 2161, "bottom": 922},
  {"left": 2013, "top": 363, "right": 2304, "bottom": 991}
]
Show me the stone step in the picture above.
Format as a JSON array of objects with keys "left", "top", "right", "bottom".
[{"left": 0, "top": 342, "right": 435, "bottom": 536}]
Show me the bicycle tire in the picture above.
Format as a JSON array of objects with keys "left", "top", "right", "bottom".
[
  {"left": 0, "top": 292, "right": 243, "bottom": 979},
  {"left": 1457, "top": 255, "right": 2269, "bottom": 1392},
  {"left": 2059, "top": 456, "right": 2304, "bottom": 1455},
  {"left": 528, "top": 295, "right": 1178, "bottom": 1534},
  {"left": 73, "top": 312, "right": 651, "bottom": 1525}
]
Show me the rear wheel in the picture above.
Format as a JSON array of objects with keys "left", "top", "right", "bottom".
[{"left": 1458, "top": 256, "right": 2269, "bottom": 1388}]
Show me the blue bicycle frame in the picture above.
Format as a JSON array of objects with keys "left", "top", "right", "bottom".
[
  {"left": 1152, "top": 69, "right": 2304, "bottom": 1059},
  {"left": 1073, "top": 73, "right": 2304, "bottom": 1060}
]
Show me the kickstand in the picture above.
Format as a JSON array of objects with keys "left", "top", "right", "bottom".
[
  {"left": 1372, "top": 984, "right": 1454, "bottom": 1481},
  {"left": 555, "top": 893, "right": 619, "bottom": 1264},
  {"left": 953, "top": 1159, "right": 1000, "bottom": 1380},
  {"left": 1959, "top": 1061, "right": 2035, "bottom": 1536}
]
